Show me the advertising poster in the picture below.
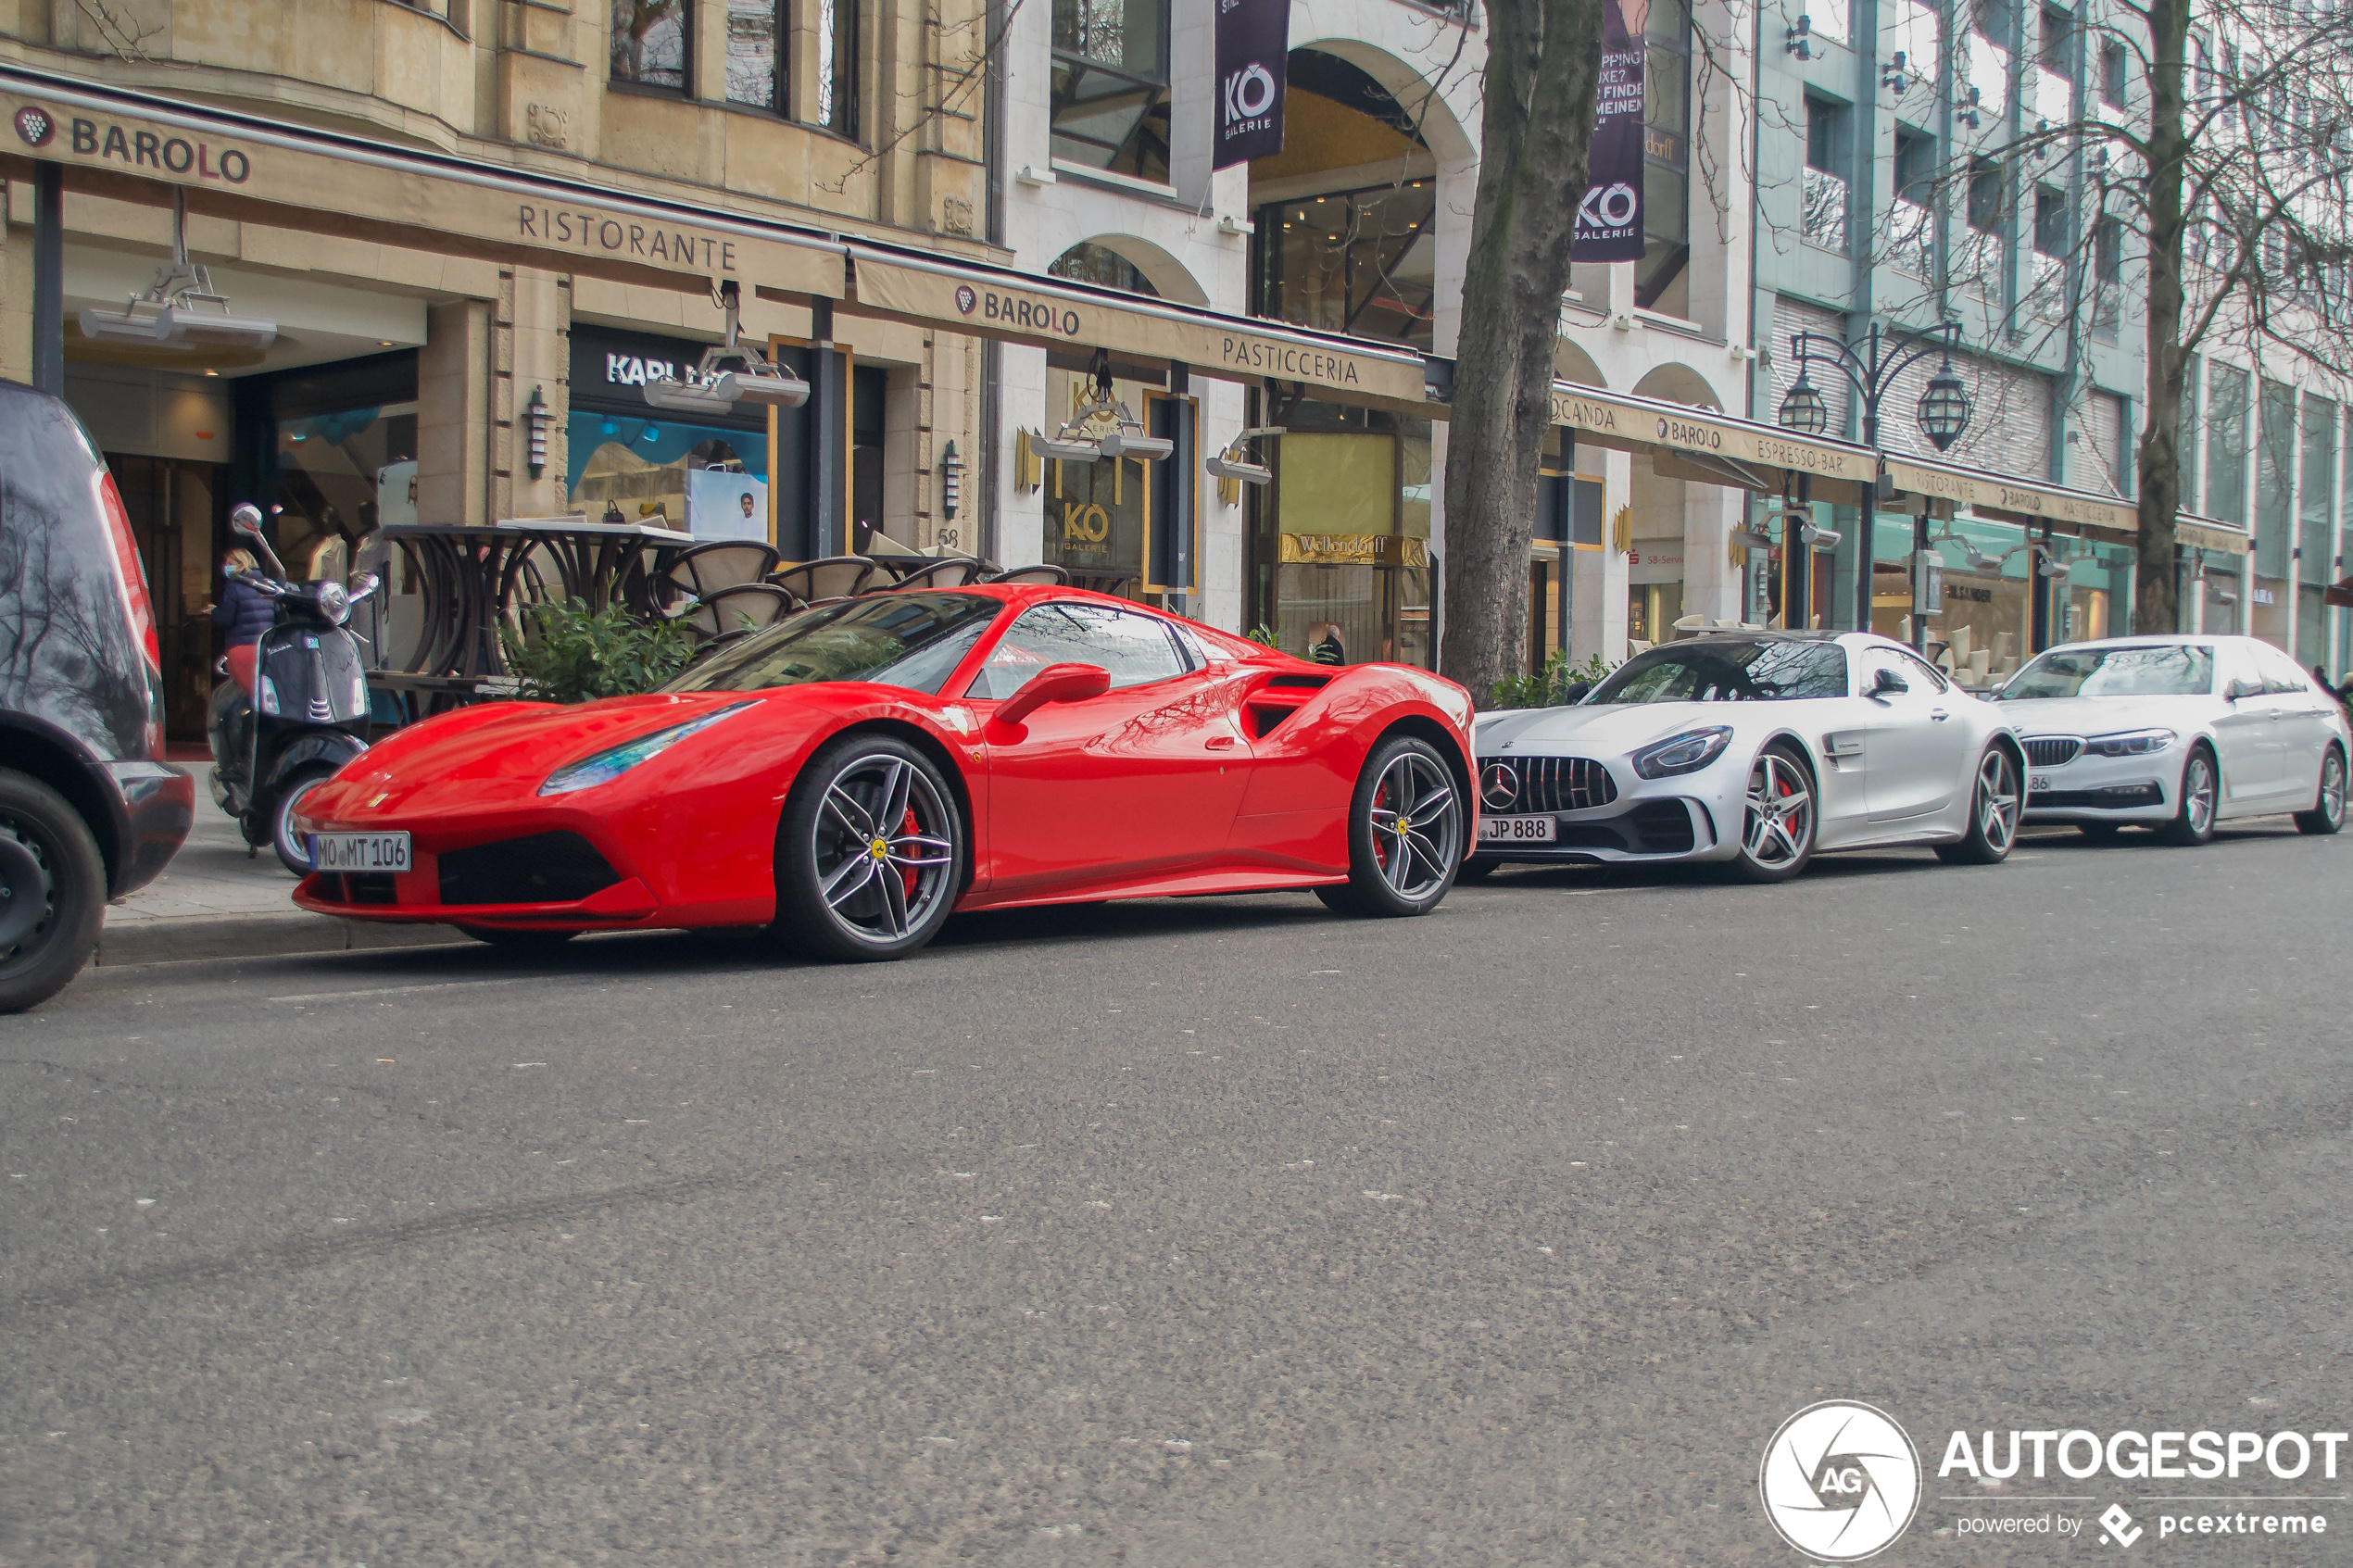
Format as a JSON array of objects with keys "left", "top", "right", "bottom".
[
  {"left": 1572, "top": 0, "right": 1647, "bottom": 261},
  {"left": 1214, "top": 0, "right": 1289, "bottom": 169},
  {"left": 686, "top": 469, "right": 770, "bottom": 542}
]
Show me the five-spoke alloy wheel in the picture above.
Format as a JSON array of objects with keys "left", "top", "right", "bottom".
[
  {"left": 2158, "top": 746, "right": 2220, "bottom": 847},
  {"left": 2296, "top": 746, "right": 2347, "bottom": 835},
  {"left": 1730, "top": 743, "right": 1816, "bottom": 883},
  {"left": 1318, "top": 734, "right": 1466, "bottom": 918},
  {"left": 1937, "top": 745, "right": 2020, "bottom": 864},
  {"left": 777, "top": 734, "right": 965, "bottom": 960}
]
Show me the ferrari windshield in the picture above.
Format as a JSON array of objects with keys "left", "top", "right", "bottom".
[
  {"left": 666, "top": 592, "right": 1001, "bottom": 695},
  {"left": 2000, "top": 644, "right": 2216, "bottom": 699},
  {"left": 1587, "top": 639, "right": 1850, "bottom": 703}
]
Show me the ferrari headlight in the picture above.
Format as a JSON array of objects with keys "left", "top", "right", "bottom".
[
  {"left": 1631, "top": 725, "right": 1734, "bottom": 779},
  {"left": 539, "top": 701, "right": 756, "bottom": 796},
  {"left": 2083, "top": 727, "right": 2176, "bottom": 757}
]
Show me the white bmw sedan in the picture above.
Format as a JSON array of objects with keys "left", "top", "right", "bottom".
[
  {"left": 1994, "top": 634, "right": 2348, "bottom": 844},
  {"left": 1467, "top": 632, "right": 2025, "bottom": 883}
]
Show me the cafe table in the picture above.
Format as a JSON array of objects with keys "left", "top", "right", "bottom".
[{"left": 374, "top": 518, "right": 696, "bottom": 677}]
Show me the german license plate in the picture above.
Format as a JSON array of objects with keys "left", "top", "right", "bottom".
[
  {"left": 2030, "top": 774, "right": 2056, "bottom": 794},
  {"left": 311, "top": 831, "right": 411, "bottom": 874},
  {"left": 1479, "top": 815, "right": 1556, "bottom": 844}
]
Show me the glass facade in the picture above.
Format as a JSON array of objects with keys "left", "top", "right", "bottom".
[
  {"left": 1256, "top": 182, "right": 1439, "bottom": 350},
  {"left": 1051, "top": 0, "right": 1169, "bottom": 179},
  {"left": 567, "top": 327, "right": 779, "bottom": 542}
]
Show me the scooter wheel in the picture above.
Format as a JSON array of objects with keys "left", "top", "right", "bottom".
[{"left": 269, "top": 766, "right": 339, "bottom": 876}]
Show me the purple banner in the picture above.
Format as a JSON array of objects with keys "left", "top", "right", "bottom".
[
  {"left": 1573, "top": 0, "right": 1647, "bottom": 261},
  {"left": 1214, "top": 0, "right": 1289, "bottom": 169}
]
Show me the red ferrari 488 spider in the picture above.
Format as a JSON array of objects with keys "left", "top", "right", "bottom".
[{"left": 292, "top": 585, "right": 1476, "bottom": 960}]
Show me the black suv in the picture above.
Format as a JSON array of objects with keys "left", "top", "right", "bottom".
[{"left": 0, "top": 379, "right": 194, "bottom": 1010}]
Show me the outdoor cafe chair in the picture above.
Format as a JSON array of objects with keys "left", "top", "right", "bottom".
[
  {"left": 665, "top": 540, "right": 781, "bottom": 597},
  {"left": 771, "top": 556, "right": 879, "bottom": 602},
  {"left": 688, "top": 583, "right": 799, "bottom": 638},
  {"left": 983, "top": 563, "right": 1071, "bottom": 586},
  {"left": 870, "top": 557, "right": 988, "bottom": 592}
]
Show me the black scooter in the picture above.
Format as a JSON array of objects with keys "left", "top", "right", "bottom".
[{"left": 208, "top": 503, "right": 382, "bottom": 874}]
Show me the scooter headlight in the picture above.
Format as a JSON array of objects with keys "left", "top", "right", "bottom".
[
  {"left": 258, "top": 673, "right": 281, "bottom": 716},
  {"left": 314, "top": 582, "right": 351, "bottom": 625},
  {"left": 539, "top": 701, "right": 757, "bottom": 796}
]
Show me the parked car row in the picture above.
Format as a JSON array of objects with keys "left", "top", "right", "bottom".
[{"left": 1466, "top": 630, "right": 2347, "bottom": 881}]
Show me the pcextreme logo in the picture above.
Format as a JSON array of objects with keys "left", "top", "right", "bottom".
[{"left": 1759, "top": 1400, "right": 1923, "bottom": 1562}]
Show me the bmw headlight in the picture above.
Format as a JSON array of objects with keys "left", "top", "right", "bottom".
[
  {"left": 1631, "top": 725, "right": 1735, "bottom": 779},
  {"left": 2084, "top": 727, "right": 2176, "bottom": 757},
  {"left": 539, "top": 701, "right": 756, "bottom": 796}
]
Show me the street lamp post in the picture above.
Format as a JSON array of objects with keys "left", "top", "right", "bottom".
[{"left": 1777, "top": 320, "right": 1971, "bottom": 646}]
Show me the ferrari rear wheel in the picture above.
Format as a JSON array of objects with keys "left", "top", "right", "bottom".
[
  {"left": 1727, "top": 744, "right": 1815, "bottom": 883},
  {"left": 1315, "top": 734, "right": 1465, "bottom": 918},
  {"left": 776, "top": 734, "right": 963, "bottom": 961}
]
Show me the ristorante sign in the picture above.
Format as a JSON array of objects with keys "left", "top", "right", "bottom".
[
  {"left": 846, "top": 252, "right": 1429, "bottom": 406},
  {"left": 0, "top": 81, "right": 847, "bottom": 295}
]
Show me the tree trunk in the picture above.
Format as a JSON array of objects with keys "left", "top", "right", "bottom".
[
  {"left": 2133, "top": 0, "right": 2190, "bottom": 633},
  {"left": 1438, "top": 0, "right": 1605, "bottom": 704}
]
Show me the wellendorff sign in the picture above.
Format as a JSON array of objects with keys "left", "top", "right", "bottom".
[{"left": 848, "top": 253, "right": 1427, "bottom": 404}]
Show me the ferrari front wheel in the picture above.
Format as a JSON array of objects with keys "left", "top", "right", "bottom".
[
  {"left": 1316, "top": 734, "right": 1465, "bottom": 918},
  {"left": 776, "top": 734, "right": 964, "bottom": 961}
]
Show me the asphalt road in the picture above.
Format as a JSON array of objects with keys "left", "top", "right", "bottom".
[{"left": 5, "top": 821, "right": 2348, "bottom": 1566}]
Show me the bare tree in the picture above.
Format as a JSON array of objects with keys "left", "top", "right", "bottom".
[
  {"left": 1875, "top": 0, "right": 2353, "bottom": 632},
  {"left": 1437, "top": 0, "right": 1607, "bottom": 701}
]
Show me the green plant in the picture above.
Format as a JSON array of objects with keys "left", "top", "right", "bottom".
[
  {"left": 1490, "top": 649, "right": 1617, "bottom": 711},
  {"left": 500, "top": 596, "right": 698, "bottom": 704},
  {"left": 1244, "top": 624, "right": 1281, "bottom": 649}
]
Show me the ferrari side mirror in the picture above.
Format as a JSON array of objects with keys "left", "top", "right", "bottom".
[{"left": 995, "top": 662, "right": 1111, "bottom": 727}]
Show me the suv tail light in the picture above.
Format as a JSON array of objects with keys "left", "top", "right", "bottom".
[{"left": 93, "top": 469, "right": 165, "bottom": 755}]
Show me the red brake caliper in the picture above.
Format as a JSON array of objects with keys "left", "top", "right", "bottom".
[
  {"left": 1371, "top": 783, "right": 1391, "bottom": 870},
  {"left": 898, "top": 807, "right": 922, "bottom": 898}
]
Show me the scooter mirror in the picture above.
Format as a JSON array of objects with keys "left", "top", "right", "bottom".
[
  {"left": 231, "top": 502, "right": 266, "bottom": 536},
  {"left": 348, "top": 571, "right": 382, "bottom": 603}
]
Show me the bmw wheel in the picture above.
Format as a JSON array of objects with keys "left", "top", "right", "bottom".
[
  {"left": 1316, "top": 734, "right": 1465, "bottom": 918},
  {"left": 1728, "top": 743, "right": 1815, "bottom": 883},
  {"left": 2295, "top": 746, "right": 2347, "bottom": 835},
  {"left": 2158, "top": 745, "right": 2219, "bottom": 847},
  {"left": 775, "top": 734, "right": 964, "bottom": 961},
  {"left": 1935, "top": 746, "right": 2020, "bottom": 864},
  {"left": 0, "top": 768, "right": 107, "bottom": 1014}
]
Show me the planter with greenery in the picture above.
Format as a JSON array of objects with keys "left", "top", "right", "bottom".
[
  {"left": 499, "top": 598, "right": 698, "bottom": 704},
  {"left": 1490, "top": 650, "right": 1617, "bottom": 711}
]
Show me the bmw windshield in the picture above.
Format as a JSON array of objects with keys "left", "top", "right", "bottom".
[
  {"left": 666, "top": 592, "right": 1002, "bottom": 695},
  {"left": 1999, "top": 644, "right": 2216, "bottom": 699},
  {"left": 1586, "top": 639, "right": 1850, "bottom": 703}
]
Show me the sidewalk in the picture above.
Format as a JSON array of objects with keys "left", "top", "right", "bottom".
[{"left": 98, "top": 777, "right": 461, "bottom": 967}]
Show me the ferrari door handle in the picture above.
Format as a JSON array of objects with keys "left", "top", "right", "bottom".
[{"left": 1205, "top": 734, "right": 1238, "bottom": 750}]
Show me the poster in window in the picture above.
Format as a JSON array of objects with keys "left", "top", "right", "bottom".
[
  {"left": 687, "top": 470, "right": 770, "bottom": 542},
  {"left": 1214, "top": 0, "right": 1289, "bottom": 169},
  {"left": 1573, "top": 0, "right": 1647, "bottom": 261}
]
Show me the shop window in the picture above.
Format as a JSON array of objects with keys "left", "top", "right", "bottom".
[
  {"left": 611, "top": 0, "right": 689, "bottom": 92},
  {"left": 566, "top": 327, "right": 794, "bottom": 541},
  {"left": 2099, "top": 39, "right": 2128, "bottom": 107},
  {"left": 1051, "top": 0, "right": 1169, "bottom": 181},
  {"left": 1256, "top": 181, "right": 1439, "bottom": 349},
  {"left": 2300, "top": 395, "right": 2334, "bottom": 585},
  {"left": 2256, "top": 377, "right": 2294, "bottom": 579},
  {"left": 2206, "top": 364, "right": 2248, "bottom": 526},
  {"left": 1639, "top": 0, "right": 1692, "bottom": 312}
]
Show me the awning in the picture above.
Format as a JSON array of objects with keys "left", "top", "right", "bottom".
[
  {"left": 1881, "top": 456, "right": 2250, "bottom": 555},
  {"left": 842, "top": 247, "right": 1431, "bottom": 409},
  {"left": 0, "top": 64, "right": 847, "bottom": 296},
  {"left": 1546, "top": 381, "right": 1881, "bottom": 493}
]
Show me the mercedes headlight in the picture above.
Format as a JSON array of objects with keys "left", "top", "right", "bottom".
[
  {"left": 2084, "top": 727, "right": 2176, "bottom": 757},
  {"left": 539, "top": 701, "right": 756, "bottom": 796},
  {"left": 1631, "top": 725, "right": 1734, "bottom": 779}
]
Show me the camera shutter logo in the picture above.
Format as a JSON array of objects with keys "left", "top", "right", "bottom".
[
  {"left": 1758, "top": 1400, "right": 1921, "bottom": 1562},
  {"left": 14, "top": 106, "right": 55, "bottom": 148}
]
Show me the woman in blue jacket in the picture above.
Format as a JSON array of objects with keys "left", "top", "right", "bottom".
[{"left": 209, "top": 548, "right": 271, "bottom": 694}]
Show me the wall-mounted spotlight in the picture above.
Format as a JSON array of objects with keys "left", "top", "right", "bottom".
[
  {"left": 1799, "top": 521, "right": 1842, "bottom": 549},
  {"left": 1958, "top": 85, "right": 1983, "bottom": 131},
  {"left": 1786, "top": 13, "right": 1815, "bottom": 57},
  {"left": 525, "top": 385, "right": 551, "bottom": 480},
  {"left": 79, "top": 190, "right": 278, "bottom": 351},
  {"left": 1881, "top": 50, "right": 1908, "bottom": 93},
  {"left": 644, "top": 281, "right": 810, "bottom": 415},
  {"left": 1206, "top": 426, "right": 1284, "bottom": 487}
]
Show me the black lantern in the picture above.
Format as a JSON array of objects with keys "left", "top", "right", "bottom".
[
  {"left": 1778, "top": 371, "right": 1830, "bottom": 436},
  {"left": 1917, "top": 357, "right": 1970, "bottom": 451}
]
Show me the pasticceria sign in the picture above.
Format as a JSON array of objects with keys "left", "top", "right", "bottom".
[{"left": 847, "top": 253, "right": 1428, "bottom": 406}]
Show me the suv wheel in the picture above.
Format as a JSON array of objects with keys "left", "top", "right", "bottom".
[{"left": 0, "top": 769, "right": 107, "bottom": 1013}]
